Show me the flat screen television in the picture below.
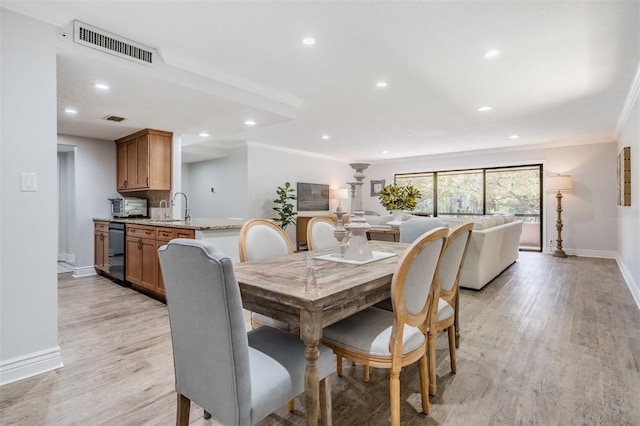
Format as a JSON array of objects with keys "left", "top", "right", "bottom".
[{"left": 297, "top": 182, "right": 330, "bottom": 211}]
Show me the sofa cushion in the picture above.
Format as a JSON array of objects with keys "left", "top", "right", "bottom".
[{"left": 492, "top": 214, "right": 505, "bottom": 225}]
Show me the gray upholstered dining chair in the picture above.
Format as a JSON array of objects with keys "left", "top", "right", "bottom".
[
  {"left": 427, "top": 222, "right": 473, "bottom": 396},
  {"left": 307, "top": 216, "right": 337, "bottom": 251},
  {"left": 321, "top": 227, "right": 449, "bottom": 425},
  {"left": 239, "top": 218, "right": 295, "bottom": 331},
  {"left": 158, "top": 239, "right": 335, "bottom": 425}
]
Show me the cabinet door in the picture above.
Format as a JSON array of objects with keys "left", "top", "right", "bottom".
[
  {"left": 126, "top": 235, "right": 157, "bottom": 292},
  {"left": 116, "top": 143, "right": 128, "bottom": 190},
  {"left": 94, "top": 230, "right": 109, "bottom": 272},
  {"left": 155, "top": 240, "right": 165, "bottom": 294},
  {"left": 125, "top": 235, "right": 142, "bottom": 284},
  {"left": 147, "top": 132, "right": 171, "bottom": 190},
  {"left": 126, "top": 139, "right": 138, "bottom": 189},
  {"left": 136, "top": 135, "right": 150, "bottom": 189}
]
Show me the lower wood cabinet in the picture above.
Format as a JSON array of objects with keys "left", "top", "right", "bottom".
[
  {"left": 94, "top": 221, "right": 110, "bottom": 273},
  {"left": 125, "top": 224, "right": 194, "bottom": 299}
]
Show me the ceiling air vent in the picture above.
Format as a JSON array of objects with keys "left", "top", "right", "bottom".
[
  {"left": 73, "top": 20, "right": 154, "bottom": 65},
  {"left": 104, "top": 115, "right": 126, "bottom": 122}
]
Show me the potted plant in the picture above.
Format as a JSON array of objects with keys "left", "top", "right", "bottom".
[
  {"left": 272, "top": 182, "right": 298, "bottom": 230},
  {"left": 378, "top": 183, "right": 421, "bottom": 221}
]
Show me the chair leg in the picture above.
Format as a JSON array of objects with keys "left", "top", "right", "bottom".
[
  {"left": 319, "top": 376, "right": 333, "bottom": 425},
  {"left": 176, "top": 394, "right": 190, "bottom": 426},
  {"left": 428, "top": 330, "right": 437, "bottom": 396},
  {"left": 448, "top": 325, "right": 457, "bottom": 374},
  {"left": 363, "top": 365, "right": 370, "bottom": 383},
  {"left": 336, "top": 355, "right": 343, "bottom": 376},
  {"left": 389, "top": 367, "right": 401, "bottom": 426},
  {"left": 418, "top": 354, "right": 430, "bottom": 414},
  {"left": 288, "top": 400, "right": 295, "bottom": 412}
]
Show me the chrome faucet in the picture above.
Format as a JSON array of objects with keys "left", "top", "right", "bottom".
[
  {"left": 171, "top": 192, "right": 190, "bottom": 222},
  {"left": 159, "top": 199, "right": 169, "bottom": 220}
]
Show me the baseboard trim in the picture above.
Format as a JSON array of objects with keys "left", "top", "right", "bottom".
[
  {"left": 616, "top": 255, "right": 640, "bottom": 310},
  {"left": 57, "top": 252, "right": 76, "bottom": 263},
  {"left": 565, "top": 248, "right": 617, "bottom": 259},
  {"left": 73, "top": 266, "right": 96, "bottom": 278},
  {"left": 0, "top": 346, "right": 63, "bottom": 386}
]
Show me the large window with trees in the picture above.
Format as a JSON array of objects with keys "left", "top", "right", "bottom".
[{"left": 395, "top": 164, "right": 542, "bottom": 249}]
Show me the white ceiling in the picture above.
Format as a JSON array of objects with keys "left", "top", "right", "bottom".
[{"left": 4, "top": 1, "right": 639, "bottom": 163}]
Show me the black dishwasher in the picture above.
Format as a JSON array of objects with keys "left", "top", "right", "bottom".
[{"left": 108, "top": 222, "right": 127, "bottom": 285}]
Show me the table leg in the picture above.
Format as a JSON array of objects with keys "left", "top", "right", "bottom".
[{"left": 300, "top": 308, "right": 322, "bottom": 426}]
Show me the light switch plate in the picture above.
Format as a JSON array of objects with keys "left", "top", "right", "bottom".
[{"left": 20, "top": 172, "right": 38, "bottom": 192}]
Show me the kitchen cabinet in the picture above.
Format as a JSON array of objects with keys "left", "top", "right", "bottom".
[
  {"left": 125, "top": 224, "right": 194, "bottom": 298},
  {"left": 115, "top": 128, "right": 172, "bottom": 192},
  {"left": 94, "top": 221, "right": 110, "bottom": 273}
]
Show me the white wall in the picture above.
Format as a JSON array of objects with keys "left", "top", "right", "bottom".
[
  {"left": 246, "top": 143, "right": 354, "bottom": 242},
  {"left": 617, "top": 74, "right": 640, "bottom": 306},
  {"left": 0, "top": 10, "right": 61, "bottom": 384},
  {"left": 57, "top": 135, "right": 117, "bottom": 275},
  {"left": 188, "top": 146, "right": 249, "bottom": 219},
  {"left": 365, "top": 141, "right": 619, "bottom": 255},
  {"left": 57, "top": 151, "right": 76, "bottom": 262}
]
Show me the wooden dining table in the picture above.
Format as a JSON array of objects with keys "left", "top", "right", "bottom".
[{"left": 233, "top": 240, "right": 409, "bottom": 426}]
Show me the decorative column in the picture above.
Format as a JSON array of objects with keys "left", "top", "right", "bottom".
[{"left": 344, "top": 162, "right": 373, "bottom": 261}]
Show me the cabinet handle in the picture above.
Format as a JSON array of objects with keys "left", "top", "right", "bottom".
[
  {"left": 137, "top": 239, "right": 142, "bottom": 249},
  {"left": 100, "top": 234, "right": 104, "bottom": 241},
  {"left": 124, "top": 180, "right": 128, "bottom": 188},
  {"left": 145, "top": 230, "right": 152, "bottom": 235},
  {"left": 146, "top": 177, "right": 149, "bottom": 186}
]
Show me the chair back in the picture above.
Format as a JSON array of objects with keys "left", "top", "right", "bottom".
[
  {"left": 399, "top": 217, "right": 448, "bottom": 243},
  {"left": 239, "top": 219, "right": 294, "bottom": 262},
  {"left": 438, "top": 223, "right": 473, "bottom": 295},
  {"left": 307, "top": 217, "right": 336, "bottom": 251},
  {"left": 158, "top": 239, "right": 252, "bottom": 426},
  {"left": 390, "top": 227, "right": 449, "bottom": 330}
]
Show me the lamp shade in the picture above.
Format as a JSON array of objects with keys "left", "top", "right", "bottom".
[
  {"left": 546, "top": 175, "right": 572, "bottom": 191},
  {"left": 330, "top": 188, "right": 349, "bottom": 200}
]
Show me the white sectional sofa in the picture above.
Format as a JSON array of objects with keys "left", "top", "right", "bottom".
[
  {"left": 364, "top": 213, "right": 523, "bottom": 290},
  {"left": 438, "top": 215, "right": 523, "bottom": 290}
]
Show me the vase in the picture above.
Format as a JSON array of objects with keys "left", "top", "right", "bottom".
[{"left": 391, "top": 209, "right": 404, "bottom": 223}]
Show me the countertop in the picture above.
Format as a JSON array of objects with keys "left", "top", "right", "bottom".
[{"left": 93, "top": 217, "right": 245, "bottom": 231}]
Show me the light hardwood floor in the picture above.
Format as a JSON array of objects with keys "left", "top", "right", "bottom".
[{"left": 1, "top": 252, "right": 639, "bottom": 425}]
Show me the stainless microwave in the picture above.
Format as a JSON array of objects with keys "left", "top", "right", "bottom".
[{"left": 109, "top": 197, "right": 147, "bottom": 217}]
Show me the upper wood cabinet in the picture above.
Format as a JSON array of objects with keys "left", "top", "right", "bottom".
[{"left": 115, "top": 128, "right": 172, "bottom": 192}]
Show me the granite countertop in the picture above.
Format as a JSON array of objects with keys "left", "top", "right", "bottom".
[{"left": 94, "top": 217, "right": 245, "bottom": 231}]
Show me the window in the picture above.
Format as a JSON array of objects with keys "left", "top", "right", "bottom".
[{"left": 395, "top": 164, "right": 543, "bottom": 250}]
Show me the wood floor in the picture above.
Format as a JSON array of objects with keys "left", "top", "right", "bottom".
[{"left": 1, "top": 252, "right": 639, "bottom": 425}]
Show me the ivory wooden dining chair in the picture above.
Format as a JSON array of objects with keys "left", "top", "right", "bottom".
[
  {"left": 239, "top": 218, "right": 295, "bottom": 331},
  {"left": 158, "top": 239, "right": 335, "bottom": 425},
  {"left": 428, "top": 222, "right": 473, "bottom": 395},
  {"left": 321, "top": 227, "right": 449, "bottom": 425},
  {"left": 306, "top": 216, "right": 337, "bottom": 251}
]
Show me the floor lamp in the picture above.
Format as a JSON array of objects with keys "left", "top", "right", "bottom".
[{"left": 547, "top": 174, "right": 573, "bottom": 258}]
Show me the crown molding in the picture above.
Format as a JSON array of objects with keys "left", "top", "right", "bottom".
[{"left": 616, "top": 59, "right": 640, "bottom": 138}]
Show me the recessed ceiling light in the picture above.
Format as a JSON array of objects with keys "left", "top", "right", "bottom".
[
  {"left": 382, "top": 150, "right": 389, "bottom": 154},
  {"left": 94, "top": 83, "right": 109, "bottom": 90},
  {"left": 321, "top": 135, "right": 331, "bottom": 140},
  {"left": 244, "top": 120, "right": 256, "bottom": 126},
  {"left": 199, "top": 132, "right": 210, "bottom": 137},
  {"left": 477, "top": 106, "right": 492, "bottom": 112},
  {"left": 376, "top": 81, "right": 388, "bottom": 88},
  {"left": 302, "top": 37, "right": 315, "bottom": 45},
  {"left": 509, "top": 134, "right": 520, "bottom": 139},
  {"left": 64, "top": 108, "right": 77, "bottom": 114},
  {"left": 483, "top": 50, "right": 500, "bottom": 58}
]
